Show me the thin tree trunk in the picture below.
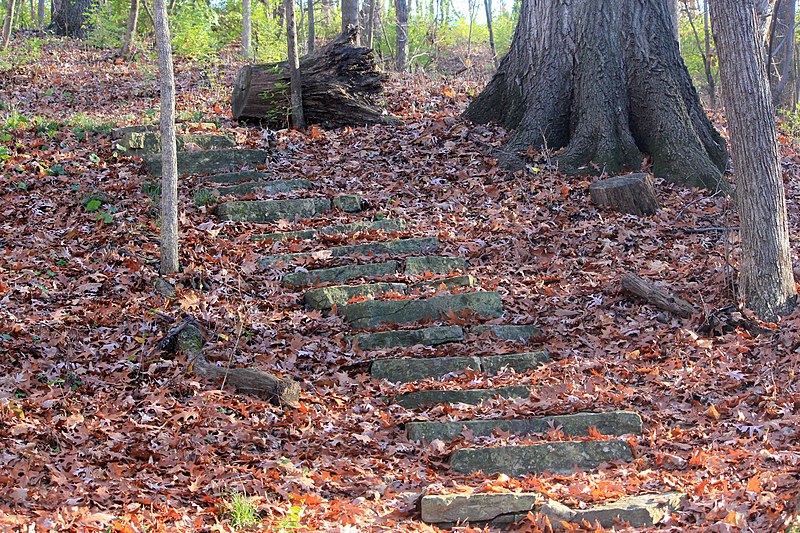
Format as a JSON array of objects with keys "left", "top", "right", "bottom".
[
  {"left": 484, "top": 0, "right": 497, "bottom": 67},
  {"left": 153, "top": 0, "right": 179, "bottom": 275},
  {"left": 703, "top": 0, "right": 716, "bottom": 107},
  {"left": 286, "top": 0, "right": 306, "bottom": 128},
  {"left": 709, "top": 0, "right": 796, "bottom": 320},
  {"left": 683, "top": 0, "right": 716, "bottom": 107},
  {"left": 2, "top": 0, "right": 17, "bottom": 49},
  {"left": 120, "top": 0, "right": 139, "bottom": 57},
  {"left": 307, "top": 0, "right": 314, "bottom": 51},
  {"left": 395, "top": 0, "right": 407, "bottom": 70},
  {"left": 767, "top": 0, "right": 796, "bottom": 107},
  {"left": 242, "top": 0, "right": 252, "bottom": 57},
  {"left": 363, "top": 0, "right": 374, "bottom": 47},
  {"left": 36, "top": 0, "right": 43, "bottom": 29},
  {"left": 342, "top": 0, "right": 358, "bottom": 43},
  {"left": 466, "top": 0, "right": 474, "bottom": 62}
]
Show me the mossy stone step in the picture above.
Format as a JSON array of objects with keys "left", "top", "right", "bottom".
[
  {"left": 200, "top": 179, "right": 313, "bottom": 198},
  {"left": 304, "top": 282, "right": 408, "bottom": 311},
  {"left": 405, "top": 256, "right": 468, "bottom": 275},
  {"left": 147, "top": 149, "right": 269, "bottom": 177},
  {"left": 332, "top": 194, "right": 363, "bottom": 212},
  {"left": 217, "top": 198, "right": 332, "bottom": 223},
  {"left": 200, "top": 170, "right": 274, "bottom": 184},
  {"left": 541, "top": 493, "right": 685, "bottom": 530},
  {"left": 406, "top": 411, "right": 643, "bottom": 442},
  {"left": 282, "top": 261, "right": 400, "bottom": 288},
  {"left": 392, "top": 386, "right": 530, "bottom": 409},
  {"left": 111, "top": 123, "right": 217, "bottom": 139},
  {"left": 251, "top": 219, "right": 407, "bottom": 242},
  {"left": 449, "top": 440, "right": 634, "bottom": 476},
  {"left": 371, "top": 351, "right": 550, "bottom": 383},
  {"left": 116, "top": 132, "right": 235, "bottom": 154},
  {"left": 340, "top": 291, "right": 504, "bottom": 329},
  {"left": 352, "top": 325, "right": 465, "bottom": 350},
  {"left": 471, "top": 324, "right": 542, "bottom": 341},
  {"left": 261, "top": 237, "right": 440, "bottom": 268},
  {"left": 413, "top": 275, "right": 476, "bottom": 291}
]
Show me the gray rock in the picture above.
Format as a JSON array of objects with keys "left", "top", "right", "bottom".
[
  {"left": 412, "top": 275, "right": 476, "bottom": 291},
  {"left": 340, "top": 291, "right": 504, "bottom": 329},
  {"left": 261, "top": 237, "right": 440, "bottom": 268},
  {"left": 199, "top": 171, "right": 274, "bottom": 184},
  {"left": 111, "top": 125, "right": 156, "bottom": 139},
  {"left": 281, "top": 261, "right": 400, "bottom": 288},
  {"left": 540, "top": 492, "right": 685, "bottom": 529},
  {"left": 405, "top": 256, "right": 468, "bottom": 275},
  {"left": 117, "top": 132, "right": 235, "bottom": 153},
  {"left": 406, "top": 411, "right": 643, "bottom": 442},
  {"left": 216, "top": 198, "right": 331, "bottom": 223},
  {"left": 393, "top": 386, "right": 530, "bottom": 409},
  {"left": 371, "top": 356, "right": 482, "bottom": 383},
  {"left": 450, "top": 440, "right": 634, "bottom": 476},
  {"left": 333, "top": 194, "right": 363, "bottom": 213},
  {"left": 352, "top": 325, "right": 465, "bottom": 350},
  {"left": 421, "top": 492, "right": 542, "bottom": 525},
  {"left": 251, "top": 219, "right": 407, "bottom": 242},
  {"left": 200, "top": 179, "right": 313, "bottom": 198},
  {"left": 480, "top": 351, "right": 550, "bottom": 374},
  {"left": 304, "top": 283, "right": 408, "bottom": 311},
  {"left": 471, "top": 324, "right": 542, "bottom": 341},
  {"left": 147, "top": 149, "right": 269, "bottom": 177}
]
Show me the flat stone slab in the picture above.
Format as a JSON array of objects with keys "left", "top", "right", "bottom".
[
  {"left": 251, "top": 219, "right": 407, "bottom": 242},
  {"left": 333, "top": 194, "right": 363, "bottom": 213},
  {"left": 352, "top": 325, "right": 465, "bottom": 351},
  {"left": 405, "top": 256, "right": 468, "bottom": 275},
  {"left": 147, "top": 149, "right": 269, "bottom": 177},
  {"left": 413, "top": 275, "right": 476, "bottom": 291},
  {"left": 200, "top": 170, "right": 274, "bottom": 184},
  {"left": 261, "top": 237, "right": 441, "bottom": 268},
  {"left": 541, "top": 492, "right": 685, "bottom": 529},
  {"left": 471, "top": 324, "right": 542, "bottom": 341},
  {"left": 304, "top": 282, "right": 408, "bottom": 311},
  {"left": 393, "top": 386, "right": 530, "bottom": 409},
  {"left": 450, "top": 440, "right": 634, "bottom": 476},
  {"left": 117, "top": 131, "right": 235, "bottom": 153},
  {"left": 371, "top": 351, "right": 550, "bottom": 383},
  {"left": 217, "top": 198, "right": 331, "bottom": 223},
  {"left": 421, "top": 492, "right": 542, "bottom": 525},
  {"left": 282, "top": 261, "right": 399, "bottom": 288},
  {"left": 201, "top": 179, "right": 313, "bottom": 198},
  {"left": 340, "top": 291, "right": 504, "bottom": 329},
  {"left": 406, "top": 411, "right": 643, "bottom": 442}
]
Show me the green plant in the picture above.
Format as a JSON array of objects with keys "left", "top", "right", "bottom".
[
  {"left": 193, "top": 188, "right": 216, "bottom": 207},
  {"left": 223, "top": 491, "right": 260, "bottom": 530},
  {"left": 277, "top": 505, "right": 303, "bottom": 531}
]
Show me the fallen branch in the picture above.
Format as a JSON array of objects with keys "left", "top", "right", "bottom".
[
  {"left": 156, "top": 317, "right": 301, "bottom": 407},
  {"left": 620, "top": 273, "right": 698, "bottom": 318}
]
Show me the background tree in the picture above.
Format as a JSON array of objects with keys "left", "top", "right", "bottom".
[
  {"left": 243, "top": 0, "right": 252, "bottom": 57},
  {"left": 308, "top": 0, "right": 315, "bottom": 51},
  {"left": 395, "top": 0, "right": 407, "bottom": 69},
  {"left": 2, "top": 0, "right": 17, "bottom": 49},
  {"left": 766, "top": 0, "right": 796, "bottom": 107},
  {"left": 342, "top": 0, "right": 358, "bottom": 42},
  {"left": 709, "top": 0, "right": 796, "bottom": 320},
  {"left": 286, "top": 0, "right": 306, "bottom": 127},
  {"left": 120, "top": 0, "right": 139, "bottom": 57},
  {"left": 51, "top": 0, "right": 92, "bottom": 37},
  {"left": 484, "top": 0, "right": 497, "bottom": 67},
  {"left": 464, "top": 0, "right": 728, "bottom": 189}
]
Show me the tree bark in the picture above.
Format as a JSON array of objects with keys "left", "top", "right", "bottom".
[
  {"left": 153, "top": 0, "right": 179, "bottom": 275},
  {"left": 2, "top": 0, "right": 17, "bottom": 49},
  {"left": 286, "top": 0, "right": 306, "bottom": 128},
  {"left": 307, "top": 0, "right": 315, "bottom": 51},
  {"left": 709, "top": 0, "right": 796, "bottom": 321},
  {"left": 667, "top": 0, "right": 679, "bottom": 43},
  {"left": 51, "top": 0, "right": 91, "bottom": 37},
  {"left": 342, "top": 0, "right": 359, "bottom": 43},
  {"left": 362, "top": 0, "right": 374, "bottom": 48},
  {"left": 621, "top": 273, "right": 698, "bottom": 317},
  {"left": 464, "top": 0, "right": 728, "bottom": 190},
  {"left": 120, "top": 0, "right": 139, "bottom": 57},
  {"left": 36, "top": 0, "right": 43, "bottom": 29},
  {"left": 767, "top": 0, "right": 796, "bottom": 108},
  {"left": 484, "top": 0, "right": 497, "bottom": 67},
  {"left": 242, "top": 0, "right": 252, "bottom": 57},
  {"left": 395, "top": 0, "right": 407, "bottom": 70},
  {"left": 589, "top": 173, "right": 659, "bottom": 216}
]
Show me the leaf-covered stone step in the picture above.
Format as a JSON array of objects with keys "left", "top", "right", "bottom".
[
  {"left": 449, "top": 440, "right": 634, "bottom": 476},
  {"left": 351, "top": 325, "right": 465, "bottom": 350},
  {"left": 116, "top": 131, "right": 235, "bottom": 154},
  {"left": 405, "top": 256, "right": 468, "bottom": 275},
  {"left": 471, "top": 324, "right": 542, "bottom": 341},
  {"left": 147, "top": 149, "right": 270, "bottom": 177},
  {"left": 392, "top": 386, "right": 530, "bottom": 409},
  {"left": 304, "top": 282, "right": 408, "bottom": 311},
  {"left": 282, "top": 261, "right": 400, "bottom": 288},
  {"left": 251, "top": 218, "right": 407, "bottom": 242},
  {"left": 217, "top": 198, "right": 332, "bottom": 223},
  {"left": 406, "top": 411, "right": 643, "bottom": 442},
  {"left": 413, "top": 275, "right": 476, "bottom": 291},
  {"left": 540, "top": 492, "right": 685, "bottom": 529},
  {"left": 199, "top": 178, "right": 313, "bottom": 198},
  {"left": 371, "top": 351, "right": 550, "bottom": 383},
  {"left": 340, "top": 291, "right": 504, "bottom": 329},
  {"left": 200, "top": 170, "right": 274, "bottom": 184},
  {"left": 261, "top": 237, "right": 440, "bottom": 268}
]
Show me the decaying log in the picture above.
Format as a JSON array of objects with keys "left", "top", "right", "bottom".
[
  {"left": 590, "top": 173, "right": 659, "bottom": 216},
  {"left": 621, "top": 273, "right": 698, "bottom": 318},
  {"left": 157, "top": 317, "right": 301, "bottom": 407},
  {"left": 232, "top": 27, "right": 393, "bottom": 128}
]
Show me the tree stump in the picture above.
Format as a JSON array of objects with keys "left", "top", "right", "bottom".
[
  {"left": 589, "top": 173, "right": 659, "bottom": 216},
  {"left": 231, "top": 28, "right": 394, "bottom": 129}
]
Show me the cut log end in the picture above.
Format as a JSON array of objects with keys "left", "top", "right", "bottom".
[{"left": 590, "top": 173, "right": 659, "bottom": 216}]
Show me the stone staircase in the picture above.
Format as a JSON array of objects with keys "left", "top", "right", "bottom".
[{"left": 128, "top": 127, "right": 686, "bottom": 530}]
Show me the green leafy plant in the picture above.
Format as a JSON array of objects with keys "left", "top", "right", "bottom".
[
  {"left": 193, "top": 188, "right": 216, "bottom": 207},
  {"left": 277, "top": 505, "right": 303, "bottom": 531},
  {"left": 223, "top": 491, "right": 260, "bottom": 530}
]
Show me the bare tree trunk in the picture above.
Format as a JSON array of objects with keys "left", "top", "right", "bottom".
[
  {"left": 683, "top": 0, "right": 717, "bottom": 107},
  {"left": 466, "top": 0, "right": 475, "bottom": 62},
  {"left": 667, "top": 0, "right": 679, "bottom": 43},
  {"left": 342, "top": 0, "right": 359, "bottom": 43},
  {"left": 484, "top": 0, "right": 497, "bottom": 67},
  {"left": 286, "top": 0, "right": 306, "bottom": 128},
  {"left": 362, "top": 0, "right": 374, "bottom": 48},
  {"left": 51, "top": 0, "right": 92, "bottom": 37},
  {"left": 36, "top": 0, "right": 43, "bottom": 29},
  {"left": 307, "top": 0, "right": 314, "bottom": 51},
  {"left": 153, "top": 0, "right": 179, "bottom": 275},
  {"left": 120, "top": 0, "right": 139, "bottom": 57},
  {"left": 242, "top": 0, "right": 252, "bottom": 57},
  {"left": 395, "top": 0, "right": 407, "bottom": 70},
  {"left": 2, "top": 0, "right": 17, "bottom": 48},
  {"left": 767, "top": 0, "right": 796, "bottom": 107},
  {"left": 709, "top": 0, "right": 796, "bottom": 320}
]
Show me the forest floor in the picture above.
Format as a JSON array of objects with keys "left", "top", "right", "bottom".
[{"left": 1, "top": 37, "right": 800, "bottom": 532}]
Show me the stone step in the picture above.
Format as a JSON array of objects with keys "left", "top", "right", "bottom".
[
  {"left": 471, "top": 324, "right": 542, "bottom": 341},
  {"left": 217, "top": 198, "right": 333, "bottom": 223},
  {"left": 200, "top": 171, "right": 274, "bottom": 184},
  {"left": 251, "top": 219, "right": 408, "bottom": 242},
  {"left": 421, "top": 492, "right": 684, "bottom": 528},
  {"left": 111, "top": 122, "right": 217, "bottom": 139},
  {"left": 261, "top": 237, "right": 441, "bottom": 268},
  {"left": 449, "top": 440, "right": 634, "bottom": 476},
  {"left": 371, "top": 351, "right": 550, "bottom": 383},
  {"left": 147, "top": 149, "right": 270, "bottom": 177},
  {"left": 282, "top": 261, "right": 400, "bottom": 288},
  {"left": 200, "top": 179, "right": 313, "bottom": 198},
  {"left": 405, "top": 256, "right": 468, "bottom": 275},
  {"left": 340, "top": 291, "right": 504, "bottom": 329},
  {"left": 392, "top": 386, "right": 530, "bottom": 409},
  {"left": 413, "top": 275, "right": 476, "bottom": 291},
  {"left": 406, "top": 411, "right": 643, "bottom": 442},
  {"left": 304, "top": 282, "right": 408, "bottom": 311},
  {"left": 352, "top": 325, "right": 465, "bottom": 350},
  {"left": 116, "top": 131, "right": 235, "bottom": 154}
]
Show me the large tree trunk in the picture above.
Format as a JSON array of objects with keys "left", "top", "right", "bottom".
[
  {"left": 232, "top": 28, "right": 391, "bottom": 128},
  {"left": 464, "top": 0, "right": 728, "bottom": 190},
  {"left": 51, "top": 0, "right": 91, "bottom": 37},
  {"left": 395, "top": 0, "right": 407, "bottom": 70},
  {"left": 709, "top": 0, "right": 796, "bottom": 320}
]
